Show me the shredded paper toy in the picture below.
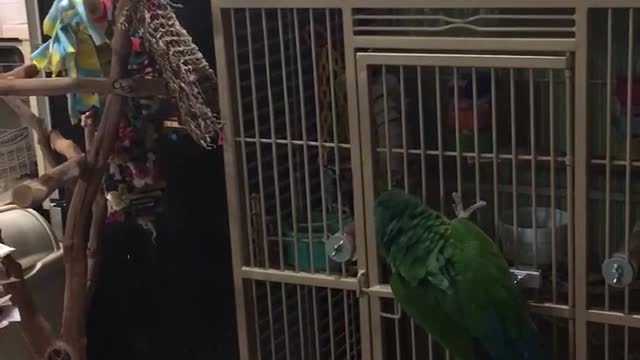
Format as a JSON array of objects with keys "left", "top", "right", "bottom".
[
  {"left": 0, "top": 293, "right": 20, "bottom": 329},
  {"left": 0, "top": 243, "right": 15, "bottom": 259},
  {"left": 0, "top": 244, "right": 20, "bottom": 329}
]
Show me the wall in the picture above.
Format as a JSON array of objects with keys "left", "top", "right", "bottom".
[{"left": 0, "top": 0, "right": 28, "bottom": 39}]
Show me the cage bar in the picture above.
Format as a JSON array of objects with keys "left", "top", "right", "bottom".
[
  {"left": 418, "top": 67, "right": 427, "bottom": 202},
  {"left": 624, "top": 8, "right": 634, "bottom": 317},
  {"left": 549, "top": 68, "right": 558, "bottom": 305},
  {"left": 472, "top": 68, "right": 481, "bottom": 221},
  {"left": 603, "top": 9, "right": 613, "bottom": 359},
  {"left": 529, "top": 69, "right": 539, "bottom": 270},
  {"left": 383, "top": 65, "right": 392, "bottom": 188},
  {"left": 454, "top": 67, "right": 462, "bottom": 197},
  {"left": 510, "top": 69, "right": 519, "bottom": 246},
  {"left": 491, "top": 68, "right": 499, "bottom": 245},
  {"left": 231, "top": 11, "right": 254, "bottom": 269},
  {"left": 401, "top": 66, "right": 409, "bottom": 193},
  {"left": 436, "top": 66, "right": 445, "bottom": 211}
]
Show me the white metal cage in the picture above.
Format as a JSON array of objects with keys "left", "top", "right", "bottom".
[
  {"left": 0, "top": 127, "right": 36, "bottom": 192},
  {"left": 0, "top": 44, "right": 37, "bottom": 192},
  {"left": 212, "top": 1, "right": 640, "bottom": 359}
]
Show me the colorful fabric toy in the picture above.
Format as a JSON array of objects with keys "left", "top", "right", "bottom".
[
  {"left": 103, "top": 33, "right": 166, "bottom": 239},
  {"left": 32, "top": 0, "right": 110, "bottom": 122}
]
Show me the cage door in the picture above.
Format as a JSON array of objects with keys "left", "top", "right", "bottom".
[{"left": 356, "top": 52, "right": 575, "bottom": 359}]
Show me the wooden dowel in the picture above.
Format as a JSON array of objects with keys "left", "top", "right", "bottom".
[
  {"left": 60, "top": 1, "right": 132, "bottom": 358},
  {"left": 0, "top": 78, "right": 168, "bottom": 97},
  {"left": 83, "top": 110, "right": 104, "bottom": 302},
  {"left": 82, "top": 110, "right": 97, "bottom": 152},
  {"left": 0, "top": 64, "right": 40, "bottom": 80},
  {"left": 86, "top": 194, "right": 106, "bottom": 298},
  {"left": 11, "top": 156, "right": 86, "bottom": 208},
  {"left": 84, "top": 127, "right": 95, "bottom": 153},
  {"left": 50, "top": 130, "right": 83, "bottom": 160}
]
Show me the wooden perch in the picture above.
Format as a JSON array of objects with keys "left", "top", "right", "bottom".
[
  {"left": 59, "top": 1, "right": 132, "bottom": 358},
  {"left": 0, "top": 78, "right": 168, "bottom": 97},
  {"left": 0, "top": 1, "right": 136, "bottom": 359},
  {"left": 83, "top": 111, "right": 105, "bottom": 302},
  {"left": 86, "top": 194, "right": 106, "bottom": 299},
  {"left": 12, "top": 156, "right": 86, "bottom": 208},
  {"left": 1, "top": 96, "right": 58, "bottom": 169},
  {"left": 0, "top": 64, "right": 40, "bottom": 80},
  {"left": 1, "top": 250, "right": 55, "bottom": 359},
  {"left": 50, "top": 130, "right": 83, "bottom": 160},
  {"left": 84, "top": 126, "right": 95, "bottom": 154}
]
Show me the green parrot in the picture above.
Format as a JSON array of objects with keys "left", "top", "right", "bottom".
[{"left": 374, "top": 190, "right": 545, "bottom": 360}]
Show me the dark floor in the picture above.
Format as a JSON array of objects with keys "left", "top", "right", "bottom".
[{"left": 87, "top": 136, "right": 237, "bottom": 360}]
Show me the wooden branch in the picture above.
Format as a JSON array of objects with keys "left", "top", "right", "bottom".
[
  {"left": 84, "top": 127, "right": 95, "bottom": 154},
  {"left": 11, "top": 156, "right": 86, "bottom": 208},
  {"left": 1, "top": 96, "right": 58, "bottom": 169},
  {"left": 60, "top": 1, "right": 132, "bottom": 358},
  {"left": 1, "top": 252, "right": 55, "bottom": 359},
  {"left": 0, "top": 64, "right": 40, "bottom": 80},
  {"left": 0, "top": 78, "right": 168, "bottom": 97},
  {"left": 112, "top": 78, "right": 169, "bottom": 97},
  {"left": 50, "top": 130, "right": 83, "bottom": 160},
  {"left": 83, "top": 111, "right": 104, "bottom": 301},
  {"left": 86, "top": 194, "right": 105, "bottom": 299}
]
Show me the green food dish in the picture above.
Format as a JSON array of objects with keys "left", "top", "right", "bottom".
[
  {"left": 282, "top": 210, "right": 352, "bottom": 272},
  {"left": 459, "top": 130, "right": 492, "bottom": 153}
]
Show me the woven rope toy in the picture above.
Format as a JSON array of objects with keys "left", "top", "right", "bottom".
[{"left": 123, "top": 0, "right": 222, "bottom": 148}]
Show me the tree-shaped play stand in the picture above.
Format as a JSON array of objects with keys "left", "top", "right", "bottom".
[{"left": 0, "top": 1, "right": 220, "bottom": 359}]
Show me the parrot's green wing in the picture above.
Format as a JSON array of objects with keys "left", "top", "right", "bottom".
[
  {"left": 448, "top": 218, "right": 530, "bottom": 339},
  {"left": 389, "top": 215, "right": 535, "bottom": 360},
  {"left": 390, "top": 273, "right": 474, "bottom": 360}
]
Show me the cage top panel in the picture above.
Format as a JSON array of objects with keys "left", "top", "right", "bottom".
[{"left": 213, "top": 0, "right": 636, "bottom": 9}]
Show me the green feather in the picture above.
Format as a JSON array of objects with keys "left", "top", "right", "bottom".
[
  {"left": 391, "top": 273, "right": 473, "bottom": 360},
  {"left": 375, "top": 190, "right": 533, "bottom": 359},
  {"left": 449, "top": 218, "right": 529, "bottom": 338}
]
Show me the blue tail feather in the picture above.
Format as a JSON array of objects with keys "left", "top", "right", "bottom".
[
  {"left": 472, "top": 338, "right": 495, "bottom": 360},
  {"left": 474, "top": 310, "right": 546, "bottom": 360},
  {"left": 512, "top": 321, "right": 546, "bottom": 360}
]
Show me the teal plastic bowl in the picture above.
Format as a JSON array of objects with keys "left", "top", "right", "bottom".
[
  {"left": 283, "top": 211, "right": 351, "bottom": 272},
  {"left": 459, "top": 130, "right": 491, "bottom": 153}
]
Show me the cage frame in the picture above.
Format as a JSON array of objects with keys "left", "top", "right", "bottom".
[{"left": 210, "top": 0, "right": 640, "bottom": 359}]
